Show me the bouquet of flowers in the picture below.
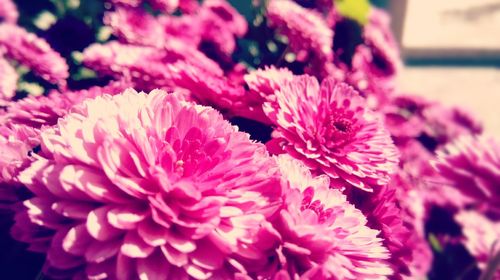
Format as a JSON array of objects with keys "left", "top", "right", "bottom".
[{"left": 0, "top": 0, "right": 498, "bottom": 279}]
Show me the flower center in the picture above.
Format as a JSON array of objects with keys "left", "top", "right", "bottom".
[
  {"left": 323, "top": 115, "right": 355, "bottom": 149},
  {"left": 300, "top": 187, "right": 333, "bottom": 224}
]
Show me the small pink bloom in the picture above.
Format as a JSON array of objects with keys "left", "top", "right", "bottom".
[
  {"left": 267, "top": 0, "right": 333, "bottom": 63},
  {"left": 0, "top": 24, "right": 68, "bottom": 86},
  {"left": 104, "top": 6, "right": 166, "bottom": 47},
  {"left": 434, "top": 135, "right": 500, "bottom": 216}
]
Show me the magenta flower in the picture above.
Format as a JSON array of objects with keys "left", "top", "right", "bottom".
[
  {"left": 3, "top": 80, "right": 129, "bottom": 131},
  {"left": 0, "top": 0, "right": 18, "bottom": 23},
  {"left": 434, "top": 135, "right": 500, "bottom": 216},
  {"left": 267, "top": 0, "right": 332, "bottom": 63},
  {"left": 346, "top": 46, "right": 396, "bottom": 109},
  {"left": 264, "top": 75, "right": 399, "bottom": 191},
  {"left": 104, "top": 6, "right": 166, "bottom": 47},
  {"left": 110, "top": 0, "right": 178, "bottom": 13},
  {"left": 0, "top": 56, "right": 17, "bottom": 103},
  {"left": 83, "top": 41, "right": 222, "bottom": 91},
  {"left": 12, "top": 89, "right": 282, "bottom": 279},
  {"left": 274, "top": 154, "right": 392, "bottom": 279},
  {"left": 169, "top": 61, "right": 244, "bottom": 108},
  {"left": 198, "top": 0, "right": 248, "bottom": 56},
  {"left": 0, "top": 24, "right": 68, "bottom": 86},
  {"left": 363, "top": 8, "right": 402, "bottom": 78},
  {"left": 455, "top": 211, "right": 500, "bottom": 274}
]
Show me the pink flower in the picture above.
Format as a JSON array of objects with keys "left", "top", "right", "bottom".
[
  {"left": 434, "top": 135, "right": 500, "bottom": 216},
  {"left": 198, "top": 0, "right": 248, "bottom": 56},
  {"left": 168, "top": 61, "right": 244, "bottom": 108},
  {"left": 267, "top": 0, "right": 333, "bottom": 63},
  {"left": 83, "top": 41, "right": 222, "bottom": 91},
  {"left": 274, "top": 154, "right": 392, "bottom": 279},
  {"left": 110, "top": 0, "right": 179, "bottom": 13},
  {"left": 3, "top": 81, "right": 129, "bottom": 131},
  {"left": 363, "top": 8, "right": 402, "bottom": 78},
  {"left": 0, "top": 0, "right": 18, "bottom": 23},
  {"left": 422, "top": 104, "right": 483, "bottom": 146},
  {"left": 104, "top": 6, "right": 166, "bottom": 47},
  {"left": 0, "top": 24, "right": 68, "bottom": 86},
  {"left": 0, "top": 56, "right": 17, "bottom": 103},
  {"left": 455, "top": 211, "right": 500, "bottom": 273},
  {"left": 264, "top": 75, "right": 399, "bottom": 191},
  {"left": 346, "top": 46, "right": 396, "bottom": 109},
  {"left": 12, "top": 89, "right": 282, "bottom": 279}
]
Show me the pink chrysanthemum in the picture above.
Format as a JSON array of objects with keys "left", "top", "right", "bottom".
[
  {"left": 274, "top": 154, "right": 392, "bottom": 279},
  {"left": 0, "top": 0, "right": 18, "bottom": 23},
  {"left": 264, "top": 75, "right": 399, "bottom": 191},
  {"left": 434, "top": 135, "right": 500, "bottom": 216},
  {"left": 104, "top": 6, "right": 166, "bottom": 47},
  {"left": 12, "top": 89, "right": 282, "bottom": 279},
  {"left": 0, "top": 24, "right": 68, "bottom": 86},
  {"left": 455, "top": 211, "right": 500, "bottom": 275},
  {"left": 198, "top": 0, "right": 248, "bottom": 56},
  {"left": 0, "top": 56, "right": 17, "bottom": 103},
  {"left": 363, "top": 8, "right": 402, "bottom": 78},
  {"left": 83, "top": 41, "right": 222, "bottom": 91},
  {"left": 267, "top": 0, "right": 333, "bottom": 63},
  {"left": 3, "top": 81, "right": 129, "bottom": 131},
  {"left": 346, "top": 46, "right": 396, "bottom": 109}
]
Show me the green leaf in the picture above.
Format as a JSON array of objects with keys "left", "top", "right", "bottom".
[{"left": 335, "top": 0, "right": 371, "bottom": 25}]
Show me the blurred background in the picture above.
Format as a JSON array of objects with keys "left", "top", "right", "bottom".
[{"left": 380, "top": 0, "right": 500, "bottom": 137}]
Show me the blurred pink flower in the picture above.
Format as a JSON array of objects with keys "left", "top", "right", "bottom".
[
  {"left": 455, "top": 211, "right": 500, "bottom": 273},
  {"left": 198, "top": 0, "right": 248, "bottom": 56},
  {"left": 0, "top": 0, "right": 18, "bottom": 23},
  {"left": 12, "top": 89, "right": 282, "bottom": 279},
  {"left": 267, "top": 0, "right": 333, "bottom": 63},
  {"left": 110, "top": 0, "right": 178, "bottom": 13},
  {"left": 264, "top": 75, "right": 398, "bottom": 191},
  {"left": 363, "top": 8, "right": 402, "bottom": 78},
  {"left": 274, "top": 155, "right": 392, "bottom": 279},
  {"left": 0, "top": 56, "right": 17, "bottom": 103},
  {"left": 168, "top": 61, "right": 246, "bottom": 110},
  {"left": 0, "top": 24, "right": 68, "bottom": 86},
  {"left": 104, "top": 6, "right": 166, "bottom": 47},
  {"left": 3, "top": 80, "right": 129, "bottom": 131},
  {"left": 83, "top": 41, "right": 222, "bottom": 91},
  {"left": 434, "top": 136, "right": 500, "bottom": 216},
  {"left": 346, "top": 45, "right": 396, "bottom": 109}
]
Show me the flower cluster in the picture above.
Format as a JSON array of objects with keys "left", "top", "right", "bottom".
[{"left": 0, "top": 0, "right": 498, "bottom": 279}]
